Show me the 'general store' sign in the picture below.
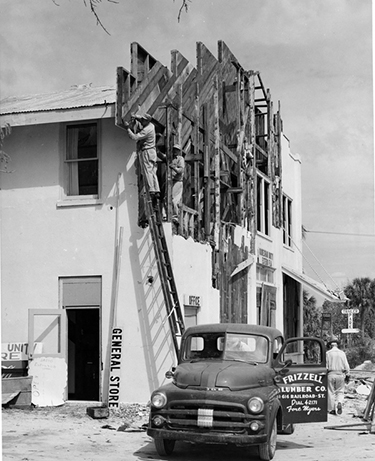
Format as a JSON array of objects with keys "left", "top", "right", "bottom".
[{"left": 108, "top": 328, "right": 123, "bottom": 408}]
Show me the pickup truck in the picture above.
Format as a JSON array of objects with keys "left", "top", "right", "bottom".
[{"left": 147, "top": 323, "right": 328, "bottom": 460}]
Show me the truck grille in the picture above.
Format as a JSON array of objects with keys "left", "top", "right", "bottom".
[{"left": 165, "top": 400, "right": 255, "bottom": 433}]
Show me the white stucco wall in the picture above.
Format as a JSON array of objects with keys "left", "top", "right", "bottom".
[
  {"left": 280, "top": 134, "right": 303, "bottom": 272},
  {"left": 1, "top": 116, "right": 223, "bottom": 403}
]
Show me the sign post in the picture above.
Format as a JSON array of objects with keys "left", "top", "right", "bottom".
[
  {"left": 341, "top": 309, "right": 360, "bottom": 345},
  {"left": 341, "top": 308, "right": 359, "bottom": 333}
]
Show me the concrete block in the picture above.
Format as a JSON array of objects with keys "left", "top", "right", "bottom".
[{"left": 86, "top": 406, "right": 109, "bottom": 419}]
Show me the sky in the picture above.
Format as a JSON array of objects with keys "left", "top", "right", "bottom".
[{"left": 1, "top": 0, "right": 374, "bottom": 293}]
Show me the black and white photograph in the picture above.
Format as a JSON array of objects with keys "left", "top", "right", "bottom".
[{"left": 1, "top": 1, "right": 374, "bottom": 460}]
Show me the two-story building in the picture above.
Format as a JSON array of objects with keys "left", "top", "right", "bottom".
[{"left": 0, "top": 41, "right": 340, "bottom": 406}]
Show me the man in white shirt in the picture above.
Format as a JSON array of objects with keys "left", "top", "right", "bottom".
[
  {"left": 124, "top": 113, "right": 160, "bottom": 203},
  {"left": 326, "top": 336, "right": 350, "bottom": 415}
]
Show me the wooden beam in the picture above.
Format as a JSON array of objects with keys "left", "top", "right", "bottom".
[
  {"left": 203, "top": 104, "right": 211, "bottom": 237},
  {"left": 177, "top": 84, "right": 182, "bottom": 145},
  {"left": 230, "top": 256, "right": 254, "bottom": 278},
  {"left": 166, "top": 105, "right": 173, "bottom": 220},
  {"left": 221, "top": 143, "right": 237, "bottom": 163},
  {"left": 185, "top": 153, "right": 203, "bottom": 162},
  {"left": 194, "top": 82, "right": 200, "bottom": 217},
  {"left": 131, "top": 42, "right": 157, "bottom": 85},
  {"left": 224, "top": 84, "right": 236, "bottom": 93},
  {"left": 115, "top": 67, "right": 136, "bottom": 129},
  {"left": 248, "top": 72, "right": 256, "bottom": 245},
  {"left": 227, "top": 187, "right": 243, "bottom": 194},
  {"left": 256, "top": 72, "right": 268, "bottom": 100},
  {"left": 147, "top": 57, "right": 190, "bottom": 117},
  {"left": 120, "top": 62, "right": 167, "bottom": 121},
  {"left": 255, "top": 143, "right": 268, "bottom": 157},
  {"left": 214, "top": 75, "right": 221, "bottom": 245}
]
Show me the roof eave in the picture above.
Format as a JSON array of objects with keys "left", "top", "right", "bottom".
[{"left": 0, "top": 103, "right": 115, "bottom": 127}]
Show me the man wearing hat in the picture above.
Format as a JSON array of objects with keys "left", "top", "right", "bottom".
[
  {"left": 124, "top": 113, "right": 160, "bottom": 202},
  {"left": 326, "top": 336, "right": 350, "bottom": 415},
  {"left": 169, "top": 144, "right": 185, "bottom": 220}
]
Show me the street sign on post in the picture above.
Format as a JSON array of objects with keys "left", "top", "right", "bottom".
[
  {"left": 341, "top": 308, "right": 360, "bottom": 314},
  {"left": 342, "top": 328, "right": 360, "bottom": 334},
  {"left": 341, "top": 308, "right": 359, "bottom": 332}
]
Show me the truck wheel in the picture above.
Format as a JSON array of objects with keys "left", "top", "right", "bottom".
[
  {"left": 154, "top": 438, "right": 176, "bottom": 456},
  {"left": 258, "top": 416, "right": 277, "bottom": 460}
]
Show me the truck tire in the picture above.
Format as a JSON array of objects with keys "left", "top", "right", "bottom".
[
  {"left": 258, "top": 416, "right": 277, "bottom": 460},
  {"left": 154, "top": 438, "right": 176, "bottom": 456}
]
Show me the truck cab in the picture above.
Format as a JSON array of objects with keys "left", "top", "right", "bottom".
[{"left": 147, "top": 323, "right": 327, "bottom": 460}]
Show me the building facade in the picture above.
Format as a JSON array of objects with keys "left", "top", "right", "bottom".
[{"left": 0, "top": 41, "right": 339, "bottom": 405}]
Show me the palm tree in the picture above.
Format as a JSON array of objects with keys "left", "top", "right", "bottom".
[
  {"left": 344, "top": 278, "right": 375, "bottom": 340},
  {"left": 303, "top": 290, "right": 320, "bottom": 337}
]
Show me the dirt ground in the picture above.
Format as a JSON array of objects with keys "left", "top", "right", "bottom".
[{"left": 2, "top": 381, "right": 375, "bottom": 461}]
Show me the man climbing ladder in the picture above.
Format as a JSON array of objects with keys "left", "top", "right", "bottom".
[
  {"left": 124, "top": 113, "right": 185, "bottom": 356},
  {"left": 124, "top": 113, "right": 160, "bottom": 208}
]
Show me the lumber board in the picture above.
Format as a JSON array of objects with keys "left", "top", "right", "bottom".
[
  {"left": 120, "top": 62, "right": 168, "bottom": 120},
  {"left": 148, "top": 58, "right": 191, "bottom": 117},
  {"left": 115, "top": 67, "right": 137, "bottom": 129},
  {"left": 197, "top": 42, "right": 219, "bottom": 76},
  {"left": 131, "top": 42, "right": 158, "bottom": 85},
  {"left": 171, "top": 49, "right": 189, "bottom": 76},
  {"left": 363, "top": 379, "right": 375, "bottom": 421},
  {"left": 2, "top": 376, "right": 32, "bottom": 407}
]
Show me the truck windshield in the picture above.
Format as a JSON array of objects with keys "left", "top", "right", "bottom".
[
  {"left": 223, "top": 333, "right": 268, "bottom": 363},
  {"left": 181, "top": 332, "right": 268, "bottom": 364}
]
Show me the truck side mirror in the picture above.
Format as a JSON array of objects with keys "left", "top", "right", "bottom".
[
  {"left": 165, "top": 367, "right": 176, "bottom": 379},
  {"left": 277, "top": 359, "right": 293, "bottom": 376}
]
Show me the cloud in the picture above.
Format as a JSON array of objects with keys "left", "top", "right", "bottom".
[{"left": 0, "top": 0, "right": 373, "bottom": 284}]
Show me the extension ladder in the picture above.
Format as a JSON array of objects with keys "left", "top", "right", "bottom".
[{"left": 140, "top": 163, "right": 185, "bottom": 358}]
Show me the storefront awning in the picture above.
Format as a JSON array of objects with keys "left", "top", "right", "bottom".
[{"left": 282, "top": 266, "right": 347, "bottom": 303}]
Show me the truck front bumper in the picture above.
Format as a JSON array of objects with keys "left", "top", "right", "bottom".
[{"left": 147, "top": 427, "right": 267, "bottom": 445}]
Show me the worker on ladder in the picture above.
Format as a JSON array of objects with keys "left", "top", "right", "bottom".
[
  {"left": 169, "top": 144, "right": 185, "bottom": 221},
  {"left": 124, "top": 113, "right": 160, "bottom": 208}
]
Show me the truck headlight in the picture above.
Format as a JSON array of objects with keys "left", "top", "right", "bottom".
[
  {"left": 247, "top": 397, "right": 264, "bottom": 414},
  {"left": 151, "top": 392, "right": 167, "bottom": 409},
  {"left": 152, "top": 415, "right": 166, "bottom": 427}
]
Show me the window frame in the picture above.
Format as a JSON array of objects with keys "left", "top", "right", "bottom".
[
  {"left": 58, "top": 120, "right": 102, "bottom": 207},
  {"left": 282, "top": 194, "right": 293, "bottom": 247},
  {"left": 256, "top": 173, "right": 271, "bottom": 237}
]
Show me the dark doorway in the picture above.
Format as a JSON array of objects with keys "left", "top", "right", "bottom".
[
  {"left": 67, "top": 308, "right": 100, "bottom": 400},
  {"left": 283, "top": 274, "right": 300, "bottom": 340}
]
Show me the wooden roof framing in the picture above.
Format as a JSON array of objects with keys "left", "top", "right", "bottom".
[{"left": 115, "top": 40, "right": 283, "bottom": 246}]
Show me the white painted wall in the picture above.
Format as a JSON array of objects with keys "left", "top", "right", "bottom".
[
  {"left": 281, "top": 134, "right": 303, "bottom": 272},
  {"left": 1, "top": 116, "right": 223, "bottom": 403},
  {"left": 251, "top": 133, "right": 303, "bottom": 334}
]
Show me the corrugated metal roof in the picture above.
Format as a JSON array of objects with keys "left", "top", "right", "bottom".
[{"left": 0, "top": 85, "right": 116, "bottom": 115}]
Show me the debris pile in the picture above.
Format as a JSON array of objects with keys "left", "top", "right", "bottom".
[
  {"left": 348, "top": 360, "right": 375, "bottom": 400},
  {"left": 103, "top": 402, "right": 150, "bottom": 432},
  {"left": 344, "top": 360, "right": 375, "bottom": 425}
]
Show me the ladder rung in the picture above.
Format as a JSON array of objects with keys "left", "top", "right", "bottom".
[{"left": 141, "top": 171, "right": 185, "bottom": 356}]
